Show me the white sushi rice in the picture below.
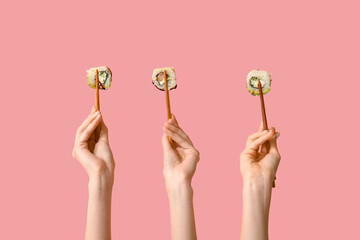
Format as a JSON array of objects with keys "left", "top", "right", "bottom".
[
  {"left": 152, "top": 67, "right": 177, "bottom": 91},
  {"left": 246, "top": 70, "right": 271, "bottom": 96}
]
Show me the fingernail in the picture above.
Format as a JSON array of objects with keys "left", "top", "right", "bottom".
[
  {"left": 276, "top": 132, "right": 280, "bottom": 139},
  {"left": 262, "top": 130, "right": 269, "bottom": 133}
]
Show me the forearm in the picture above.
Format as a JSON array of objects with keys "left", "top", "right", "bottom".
[
  {"left": 240, "top": 176, "right": 273, "bottom": 240},
  {"left": 167, "top": 182, "right": 197, "bottom": 240},
  {"left": 86, "top": 176, "right": 113, "bottom": 240}
]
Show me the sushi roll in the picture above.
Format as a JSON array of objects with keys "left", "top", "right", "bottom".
[
  {"left": 87, "top": 66, "right": 112, "bottom": 90},
  {"left": 152, "top": 67, "right": 177, "bottom": 91},
  {"left": 246, "top": 70, "right": 271, "bottom": 96}
]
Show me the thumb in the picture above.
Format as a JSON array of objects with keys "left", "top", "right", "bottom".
[
  {"left": 162, "top": 132, "right": 172, "bottom": 152},
  {"left": 162, "top": 132, "right": 179, "bottom": 170},
  {"left": 269, "top": 131, "right": 279, "bottom": 155},
  {"left": 98, "top": 119, "right": 109, "bottom": 143}
]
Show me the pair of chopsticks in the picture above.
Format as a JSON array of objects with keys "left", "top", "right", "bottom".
[
  {"left": 258, "top": 81, "right": 276, "bottom": 188},
  {"left": 164, "top": 70, "right": 174, "bottom": 147}
]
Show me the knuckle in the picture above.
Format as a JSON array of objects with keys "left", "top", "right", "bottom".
[
  {"left": 192, "top": 149, "right": 200, "bottom": 162},
  {"left": 194, "top": 149, "right": 200, "bottom": 159},
  {"left": 111, "top": 160, "right": 116, "bottom": 170},
  {"left": 271, "top": 152, "right": 281, "bottom": 161},
  {"left": 72, "top": 147, "right": 78, "bottom": 158}
]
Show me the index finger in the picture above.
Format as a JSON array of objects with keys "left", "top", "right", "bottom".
[
  {"left": 76, "top": 107, "right": 98, "bottom": 136},
  {"left": 163, "top": 126, "right": 194, "bottom": 150}
]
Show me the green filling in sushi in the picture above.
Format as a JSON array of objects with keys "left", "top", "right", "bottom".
[
  {"left": 87, "top": 66, "right": 112, "bottom": 90},
  {"left": 246, "top": 70, "right": 271, "bottom": 96}
]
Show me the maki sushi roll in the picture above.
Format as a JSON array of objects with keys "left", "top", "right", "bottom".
[
  {"left": 246, "top": 70, "right": 271, "bottom": 96},
  {"left": 87, "top": 66, "right": 112, "bottom": 90},
  {"left": 152, "top": 67, "right": 177, "bottom": 91}
]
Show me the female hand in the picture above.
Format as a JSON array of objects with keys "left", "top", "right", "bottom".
[
  {"left": 162, "top": 114, "right": 199, "bottom": 240},
  {"left": 73, "top": 107, "right": 114, "bottom": 240},
  {"left": 72, "top": 107, "right": 115, "bottom": 184},
  {"left": 240, "top": 123, "right": 281, "bottom": 240},
  {"left": 162, "top": 115, "right": 200, "bottom": 191},
  {"left": 240, "top": 123, "right": 281, "bottom": 184}
]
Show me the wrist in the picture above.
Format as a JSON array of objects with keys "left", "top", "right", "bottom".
[
  {"left": 164, "top": 175, "right": 192, "bottom": 193},
  {"left": 88, "top": 173, "right": 114, "bottom": 195},
  {"left": 242, "top": 175, "right": 273, "bottom": 211},
  {"left": 166, "top": 180, "right": 193, "bottom": 202},
  {"left": 88, "top": 163, "right": 114, "bottom": 185},
  {"left": 242, "top": 171, "right": 274, "bottom": 188}
]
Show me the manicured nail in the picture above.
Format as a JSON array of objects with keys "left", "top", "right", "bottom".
[
  {"left": 276, "top": 132, "right": 280, "bottom": 139},
  {"left": 262, "top": 130, "right": 269, "bottom": 133}
]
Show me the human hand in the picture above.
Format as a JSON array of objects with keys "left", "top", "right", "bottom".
[
  {"left": 72, "top": 107, "right": 115, "bottom": 185},
  {"left": 240, "top": 123, "right": 281, "bottom": 184},
  {"left": 162, "top": 115, "right": 200, "bottom": 192}
]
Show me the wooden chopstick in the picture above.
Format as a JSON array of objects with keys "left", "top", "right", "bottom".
[
  {"left": 258, "top": 81, "right": 275, "bottom": 188},
  {"left": 258, "top": 81, "right": 268, "bottom": 130},
  {"left": 164, "top": 70, "right": 174, "bottom": 147},
  {"left": 94, "top": 70, "right": 101, "bottom": 142},
  {"left": 95, "top": 69, "right": 100, "bottom": 111}
]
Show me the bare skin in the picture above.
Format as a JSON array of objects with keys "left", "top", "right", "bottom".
[
  {"left": 72, "top": 107, "right": 115, "bottom": 240},
  {"left": 162, "top": 114, "right": 199, "bottom": 240},
  {"left": 240, "top": 123, "right": 281, "bottom": 240},
  {"left": 71, "top": 107, "right": 280, "bottom": 240}
]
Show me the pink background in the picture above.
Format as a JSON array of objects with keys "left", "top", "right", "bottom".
[{"left": 1, "top": 0, "right": 359, "bottom": 239}]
